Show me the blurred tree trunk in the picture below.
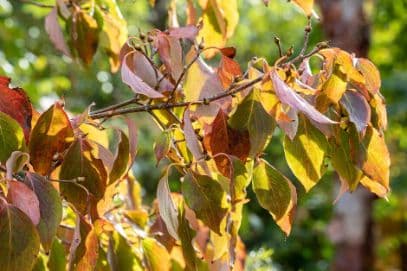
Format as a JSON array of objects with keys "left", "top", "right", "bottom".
[{"left": 317, "top": 1, "right": 375, "bottom": 271}]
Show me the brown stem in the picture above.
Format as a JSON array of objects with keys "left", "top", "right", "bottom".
[{"left": 89, "top": 75, "right": 263, "bottom": 120}]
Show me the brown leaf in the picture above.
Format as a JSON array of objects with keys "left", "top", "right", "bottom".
[
  {"left": 203, "top": 109, "right": 250, "bottom": 175},
  {"left": 29, "top": 102, "right": 74, "bottom": 176},
  {"left": 0, "top": 76, "right": 32, "bottom": 142},
  {"left": 217, "top": 55, "right": 242, "bottom": 88},
  {"left": 7, "top": 180, "right": 41, "bottom": 225}
]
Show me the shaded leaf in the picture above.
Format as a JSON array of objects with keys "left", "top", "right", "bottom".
[
  {"left": 45, "top": 7, "right": 71, "bottom": 57},
  {"left": 229, "top": 89, "right": 275, "bottom": 157},
  {"left": 153, "top": 33, "right": 183, "bottom": 80},
  {"left": 47, "top": 239, "right": 67, "bottom": 271},
  {"left": 24, "top": 173, "right": 63, "bottom": 252},
  {"left": 29, "top": 102, "right": 74, "bottom": 176},
  {"left": 142, "top": 237, "right": 171, "bottom": 271},
  {"left": 7, "top": 180, "right": 40, "bottom": 225},
  {"left": 169, "top": 25, "right": 199, "bottom": 40},
  {"left": 271, "top": 70, "right": 336, "bottom": 125},
  {"left": 340, "top": 90, "right": 371, "bottom": 133},
  {"left": 59, "top": 138, "right": 107, "bottom": 214},
  {"left": 183, "top": 109, "right": 205, "bottom": 161},
  {"left": 5, "top": 151, "right": 29, "bottom": 180},
  {"left": 109, "top": 130, "right": 130, "bottom": 184},
  {"left": 252, "top": 159, "right": 297, "bottom": 235},
  {"left": 330, "top": 130, "right": 363, "bottom": 190},
  {"left": 154, "top": 131, "right": 171, "bottom": 166},
  {"left": 0, "top": 76, "right": 32, "bottom": 142},
  {"left": 0, "top": 201, "right": 40, "bottom": 271},
  {"left": 107, "top": 231, "right": 140, "bottom": 271},
  {"left": 203, "top": 109, "right": 250, "bottom": 175},
  {"left": 121, "top": 51, "right": 166, "bottom": 98},
  {"left": 283, "top": 116, "right": 328, "bottom": 191},
  {"left": 182, "top": 173, "right": 228, "bottom": 234},
  {"left": 68, "top": 10, "right": 99, "bottom": 65},
  {"left": 157, "top": 172, "right": 179, "bottom": 240}
]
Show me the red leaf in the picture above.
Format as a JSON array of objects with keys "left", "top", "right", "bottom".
[
  {"left": 271, "top": 70, "right": 336, "bottom": 125},
  {"left": 0, "top": 76, "right": 32, "bottom": 142},
  {"left": 168, "top": 25, "right": 199, "bottom": 40},
  {"left": 219, "top": 47, "right": 237, "bottom": 58},
  {"left": 7, "top": 180, "right": 41, "bottom": 225},
  {"left": 217, "top": 55, "right": 242, "bottom": 88},
  {"left": 154, "top": 33, "right": 183, "bottom": 80},
  {"left": 45, "top": 7, "right": 71, "bottom": 57}
]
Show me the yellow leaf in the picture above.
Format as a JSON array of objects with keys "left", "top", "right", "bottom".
[{"left": 292, "top": 0, "right": 314, "bottom": 16}]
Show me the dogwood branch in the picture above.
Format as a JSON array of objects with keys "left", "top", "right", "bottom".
[{"left": 89, "top": 75, "right": 264, "bottom": 120}]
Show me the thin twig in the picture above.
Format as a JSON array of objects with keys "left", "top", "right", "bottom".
[
  {"left": 89, "top": 75, "right": 263, "bottom": 120},
  {"left": 274, "top": 36, "right": 283, "bottom": 57},
  {"left": 18, "top": 0, "right": 54, "bottom": 8},
  {"left": 91, "top": 96, "right": 139, "bottom": 114}
]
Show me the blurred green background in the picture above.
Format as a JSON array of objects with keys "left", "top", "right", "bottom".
[{"left": 1, "top": 0, "right": 406, "bottom": 270}]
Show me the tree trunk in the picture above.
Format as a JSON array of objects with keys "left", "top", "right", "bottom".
[{"left": 317, "top": 1, "right": 374, "bottom": 270}]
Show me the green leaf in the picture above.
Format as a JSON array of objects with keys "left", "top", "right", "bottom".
[
  {"left": 0, "top": 111, "right": 26, "bottom": 163},
  {"left": 283, "top": 116, "right": 328, "bottom": 191},
  {"left": 47, "top": 239, "right": 67, "bottom": 271},
  {"left": 29, "top": 103, "right": 74, "bottom": 176},
  {"left": 0, "top": 201, "right": 40, "bottom": 271},
  {"left": 229, "top": 89, "right": 275, "bottom": 157},
  {"left": 24, "top": 173, "right": 63, "bottom": 252},
  {"left": 59, "top": 138, "right": 107, "bottom": 214},
  {"left": 109, "top": 130, "right": 130, "bottom": 184},
  {"left": 182, "top": 173, "right": 228, "bottom": 235},
  {"left": 142, "top": 237, "right": 171, "bottom": 271},
  {"left": 107, "top": 232, "right": 140, "bottom": 271},
  {"left": 330, "top": 129, "right": 363, "bottom": 191},
  {"left": 252, "top": 159, "right": 297, "bottom": 235}
]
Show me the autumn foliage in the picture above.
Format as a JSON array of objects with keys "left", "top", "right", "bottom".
[{"left": 0, "top": 0, "right": 390, "bottom": 270}]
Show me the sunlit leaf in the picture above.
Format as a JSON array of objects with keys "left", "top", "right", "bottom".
[
  {"left": 283, "top": 116, "right": 328, "bottom": 191},
  {"left": 316, "top": 66, "right": 347, "bottom": 112},
  {"left": 292, "top": 0, "right": 315, "bottom": 16},
  {"left": 359, "top": 126, "right": 390, "bottom": 194},
  {"left": 95, "top": 1, "right": 128, "bottom": 72},
  {"left": 0, "top": 76, "right": 32, "bottom": 142},
  {"left": 0, "top": 201, "right": 40, "bottom": 271},
  {"left": 24, "top": 173, "right": 63, "bottom": 252},
  {"left": 182, "top": 172, "right": 228, "bottom": 234},
  {"left": 153, "top": 32, "right": 183, "bottom": 80},
  {"left": 29, "top": 102, "right": 74, "bottom": 176},
  {"left": 5, "top": 151, "right": 29, "bottom": 180},
  {"left": 252, "top": 159, "right": 297, "bottom": 235},
  {"left": 271, "top": 70, "right": 336, "bottom": 125},
  {"left": 142, "top": 237, "right": 171, "bottom": 271},
  {"left": 7, "top": 180, "right": 40, "bottom": 225},
  {"left": 217, "top": 55, "right": 242, "bottom": 88},
  {"left": 356, "top": 58, "right": 381, "bottom": 94}
]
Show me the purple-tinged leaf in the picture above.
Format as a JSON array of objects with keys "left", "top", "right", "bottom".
[
  {"left": 271, "top": 70, "right": 336, "bottom": 125},
  {"left": 45, "top": 8, "right": 71, "bottom": 57},
  {"left": 340, "top": 90, "right": 371, "bottom": 133},
  {"left": 169, "top": 25, "right": 199, "bottom": 40},
  {"left": 183, "top": 109, "right": 205, "bottom": 161},
  {"left": 157, "top": 173, "right": 179, "bottom": 240},
  {"left": 121, "top": 52, "right": 165, "bottom": 98}
]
